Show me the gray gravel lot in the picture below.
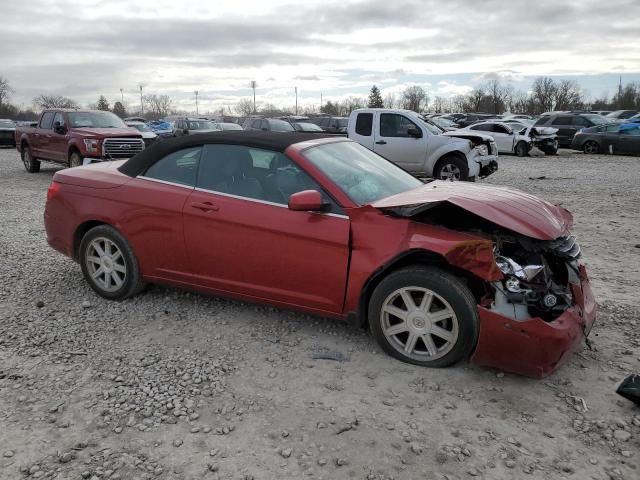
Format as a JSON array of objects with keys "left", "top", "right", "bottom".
[{"left": 1, "top": 147, "right": 639, "bottom": 480}]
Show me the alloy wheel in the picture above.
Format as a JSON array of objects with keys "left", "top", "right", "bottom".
[
  {"left": 22, "top": 149, "right": 32, "bottom": 170},
  {"left": 380, "top": 286, "right": 459, "bottom": 362},
  {"left": 438, "top": 164, "right": 461, "bottom": 180},
  {"left": 85, "top": 237, "right": 127, "bottom": 293},
  {"left": 583, "top": 141, "right": 599, "bottom": 154}
]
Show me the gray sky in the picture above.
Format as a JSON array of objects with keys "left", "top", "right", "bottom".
[{"left": 2, "top": 0, "right": 639, "bottom": 113}]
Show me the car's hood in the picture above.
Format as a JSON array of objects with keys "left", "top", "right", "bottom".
[
  {"left": 442, "top": 130, "right": 494, "bottom": 142},
  {"left": 371, "top": 181, "right": 573, "bottom": 240},
  {"left": 71, "top": 127, "right": 142, "bottom": 137}
]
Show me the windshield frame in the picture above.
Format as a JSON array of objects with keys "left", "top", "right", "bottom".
[{"left": 300, "top": 140, "right": 424, "bottom": 206}]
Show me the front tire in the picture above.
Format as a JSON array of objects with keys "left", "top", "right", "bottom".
[
  {"left": 368, "top": 266, "right": 479, "bottom": 368},
  {"left": 69, "top": 150, "right": 83, "bottom": 168},
  {"left": 21, "top": 146, "right": 41, "bottom": 173},
  {"left": 515, "top": 141, "right": 529, "bottom": 157},
  {"left": 433, "top": 155, "right": 469, "bottom": 181},
  {"left": 583, "top": 141, "right": 599, "bottom": 154},
  {"left": 79, "top": 225, "right": 145, "bottom": 300}
]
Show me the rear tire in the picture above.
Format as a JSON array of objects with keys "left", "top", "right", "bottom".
[
  {"left": 433, "top": 155, "right": 469, "bottom": 181},
  {"left": 69, "top": 150, "right": 83, "bottom": 168},
  {"left": 21, "top": 146, "right": 40, "bottom": 173},
  {"left": 583, "top": 141, "right": 599, "bottom": 154},
  {"left": 79, "top": 225, "right": 145, "bottom": 300},
  {"left": 368, "top": 266, "right": 479, "bottom": 368},
  {"left": 515, "top": 141, "right": 529, "bottom": 157}
]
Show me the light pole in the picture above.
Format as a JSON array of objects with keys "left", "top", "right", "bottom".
[
  {"left": 250, "top": 80, "right": 257, "bottom": 114},
  {"left": 295, "top": 87, "right": 298, "bottom": 115},
  {"left": 194, "top": 91, "right": 199, "bottom": 115},
  {"left": 120, "top": 88, "right": 124, "bottom": 104},
  {"left": 139, "top": 85, "right": 144, "bottom": 114}
]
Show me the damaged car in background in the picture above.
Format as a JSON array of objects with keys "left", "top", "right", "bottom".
[{"left": 43, "top": 133, "right": 595, "bottom": 379}]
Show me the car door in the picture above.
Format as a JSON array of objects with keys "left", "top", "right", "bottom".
[
  {"left": 617, "top": 125, "right": 640, "bottom": 155},
  {"left": 124, "top": 146, "right": 201, "bottom": 281},
  {"left": 182, "top": 144, "right": 350, "bottom": 313},
  {"left": 373, "top": 113, "right": 426, "bottom": 170},
  {"left": 551, "top": 116, "right": 574, "bottom": 146},
  {"left": 491, "top": 124, "right": 516, "bottom": 153},
  {"left": 35, "top": 111, "right": 56, "bottom": 158},
  {"left": 49, "top": 112, "right": 68, "bottom": 162}
]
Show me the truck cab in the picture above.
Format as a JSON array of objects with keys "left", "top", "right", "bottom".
[{"left": 348, "top": 108, "right": 498, "bottom": 181}]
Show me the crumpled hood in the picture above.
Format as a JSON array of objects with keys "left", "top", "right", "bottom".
[{"left": 371, "top": 181, "right": 573, "bottom": 240}]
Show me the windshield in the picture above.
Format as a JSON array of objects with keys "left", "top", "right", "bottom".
[
  {"left": 303, "top": 141, "right": 423, "bottom": 205},
  {"left": 269, "top": 119, "right": 294, "bottom": 132},
  {"left": 68, "top": 111, "right": 126, "bottom": 128},
  {"left": 416, "top": 115, "right": 445, "bottom": 134},
  {"left": 128, "top": 123, "right": 152, "bottom": 132},
  {"left": 586, "top": 115, "right": 607, "bottom": 125},
  {"left": 188, "top": 120, "right": 218, "bottom": 130},
  {"left": 432, "top": 117, "right": 455, "bottom": 129},
  {"left": 0, "top": 120, "right": 15, "bottom": 128}
]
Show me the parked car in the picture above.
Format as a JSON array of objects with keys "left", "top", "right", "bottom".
[
  {"left": 125, "top": 121, "right": 158, "bottom": 147},
  {"left": 43, "top": 131, "right": 595, "bottom": 377},
  {"left": 292, "top": 122, "right": 325, "bottom": 133},
  {"left": 590, "top": 110, "right": 612, "bottom": 116},
  {"left": 348, "top": 109, "right": 497, "bottom": 181},
  {"left": 455, "top": 114, "right": 500, "bottom": 128},
  {"left": 148, "top": 120, "right": 174, "bottom": 138},
  {"left": 430, "top": 116, "right": 458, "bottom": 131},
  {"left": 461, "top": 121, "right": 558, "bottom": 156},
  {"left": 172, "top": 118, "right": 221, "bottom": 137},
  {"left": 310, "top": 116, "right": 349, "bottom": 133},
  {"left": 0, "top": 119, "right": 16, "bottom": 148},
  {"left": 628, "top": 113, "right": 640, "bottom": 123},
  {"left": 217, "top": 122, "right": 243, "bottom": 131},
  {"left": 604, "top": 110, "right": 639, "bottom": 122},
  {"left": 244, "top": 118, "right": 295, "bottom": 132},
  {"left": 15, "top": 109, "right": 144, "bottom": 172},
  {"left": 501, "top": 118, "right": 534, "bottom": 130},
  {"left": 533, "top": 113, "right": 607, "bottom": 147},
  {"left": 570, "top": 122, "right": 640, "bottom": 155},
  {"left": 241, "top": 116, "right": 264, "bottom": 129},
  {"left": 124, "top": 116, "right": 147, "bottom": 123}
]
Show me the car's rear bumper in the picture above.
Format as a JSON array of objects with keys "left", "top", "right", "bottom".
[{"left": 471, "top": 265, "right": 596, "bottom": 378}]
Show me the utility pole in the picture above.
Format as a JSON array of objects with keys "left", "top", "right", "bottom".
[
  {"left": 250, "top": 80, "right": 257, "bottom": 114},
  {"left": 120, "top": 88, "right": 124, "bottom": 104},
  {"left": 320, "top": 92, "right": 323, "bottom": 111},
  {"left": 295, "top": 87, "right": 298, "bottom": 115},
  {"left": 139, "top": 85, "right": 144, "bottom": 114},
  {"left": 194, "top": 91, "right": 199, "bottom": 115}
]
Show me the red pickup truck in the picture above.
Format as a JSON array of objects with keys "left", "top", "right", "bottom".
[{"left": 15, "top": 109, "right": 145, "bottom": 173}]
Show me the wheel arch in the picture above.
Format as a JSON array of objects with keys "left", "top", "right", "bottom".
[
  {"left": 73, "top": 220, "right": 110, "bottom": 261},
  {"left": 355, "top": 248, "right": 486, "bottom": 329},
  {"left": 68, "top": 143, "right": 82, "bottom": 160}
]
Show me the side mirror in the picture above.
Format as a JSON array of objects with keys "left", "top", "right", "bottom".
[
  {"left": 407, "top": 127, "right": 422, "bottom": 138},
  {"left": 288, "top": 190, "right": 326, "bottom": 212},
  {"left": 54, "top": 121, "right": 66, "bottom": 134}
]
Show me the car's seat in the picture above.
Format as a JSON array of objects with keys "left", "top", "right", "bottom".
[{"left": 200, "top": 146, "right": 263, "bottom": 199}]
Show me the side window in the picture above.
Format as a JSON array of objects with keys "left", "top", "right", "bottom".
[
  {"left": 143, "top": 147, "right": 201, "bottom": 186},
  {"left": 40, "top": 112, "right": 55, "bottom": 130},
  {"left": 197, "top": 145, "right": 342, "bottom": 212},
  {"left": 571, "top": 116, "right": 590, "bottom": 127},
  {"left": 533, "top": 117, "right": 548, "bottom": 126},
  {"left": 605, "top": 125, "right": 620, "bottom": 132},
  {"left": 355, "top": 113, "right": 373, "bottom": 136},
  {"left": 379, "top": 114, "right": 418, "bottom": 137},
  {"left": 470, "top": 124, "right": 492, "bottom": 132},
  {"left": 552, "top": 116, "right": 572, "bottom": 126},
  {"left": 493, "top": 124, "right": 510, "bottom": 134},
  {"left": 53, "top": 112, "right": 65, "bottom": 128},
  {"left": 620, "top": 126, "right": 640, "bottom": 136}
]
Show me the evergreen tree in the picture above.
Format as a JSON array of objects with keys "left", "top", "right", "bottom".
[
  {"left": 96, "top": 95, "right": 110, "bottom": 111},
  {"left": 112, "top": 101, "right": 127, "bottom": 118},
  {"left": 368, "top": 85, "right": 384, "bottom": 108}
]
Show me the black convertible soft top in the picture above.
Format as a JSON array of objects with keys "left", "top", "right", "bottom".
[{"left": 118, "top": 131, "right": 335, "bottom": 177}]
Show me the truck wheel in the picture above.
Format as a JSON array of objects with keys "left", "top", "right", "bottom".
[
  {"left": 21, "top": 146, "right": 41, "bottom": 173},
  {"left": 69, "top": 151, "right": 83, "bottom": 168},
  {"left": 434, "top": 155, "right": 469, "bottom": 181},
  {"left": 79, "top": 225, "right": 145, "bottom": 300},
  {"left": 583, "top": 141, "right": 599, "bottom": 154},
  {"left": 515, "top": 141, "right": 529, "bottom": 157},
  {"left": 368, "top": 266, "right": 479, "bottom": 368}
]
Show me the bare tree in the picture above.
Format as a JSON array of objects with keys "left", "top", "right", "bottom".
[
  {"left": 0, "top": 76, "right": 13, "bottom": 111},
  {"left": 510, "top": 90, "right": 530, "bottom": 113},
  {"left": 320, "top": 100, "right": 340, "bottom": 116},
  {"left": 340, "top": 96, "right": 366, "bottom": 116},
  {"left": 383, "top": 93, "right": 397, "bottom": 109},
  {"left": 401, "top": 86, "right": 429, "bottom": 112},
  {"left": 235, "top": 98, "right": 254, "bottom": 116},
  {"left": 531, "top": 77, "right": 557, "bottom": 113},
  {"left": 451, "top": 95, "right": 467, "bottom": 112},
  {"left": 483, "top": 79, "right": 513, "bottom": 114},
  {"left": 432, "top": 96, "right": 446, "bottom": 113},
  {"left": 33, "top": 94, "right": 79, "bottom": 110},
  {"left": 554, "top": 80, "right": 584, "bottom": 111},
  {"left": 465, "top": 87, "right": 486, "bottom": 112},
  {"left": 143, "top": 94, "right": 172, "bottom": 120}
]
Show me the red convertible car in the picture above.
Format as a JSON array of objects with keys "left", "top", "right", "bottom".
[{"left": 44, "top": 132, "right": 596, "bottom": 378}]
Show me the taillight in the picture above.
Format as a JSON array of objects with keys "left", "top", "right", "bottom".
[{"left": 47, "top": 181, "right": 61, "bottom": 201}]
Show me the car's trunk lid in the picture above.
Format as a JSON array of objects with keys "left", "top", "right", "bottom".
[{"left": 53, "top": 160, "right": 130, "bottom": 189}]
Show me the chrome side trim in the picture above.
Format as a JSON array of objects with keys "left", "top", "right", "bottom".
[{"left": 137, "top": 176, "right": 195, "bottom": 190}]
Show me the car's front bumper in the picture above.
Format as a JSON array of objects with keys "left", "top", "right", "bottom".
[{"left": 471, "top": 264, "right": 596, "bottom": 378}]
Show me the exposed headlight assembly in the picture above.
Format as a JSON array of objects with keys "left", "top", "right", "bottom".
[{"left": 475, "top": 144, "right": 489, "bottom": 156}]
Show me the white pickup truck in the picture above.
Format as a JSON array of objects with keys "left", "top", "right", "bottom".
[{"left": 347, "top": 108, "right": 498, "bottom": 181}]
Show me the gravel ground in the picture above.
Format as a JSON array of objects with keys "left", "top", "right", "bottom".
[{"left": 0, "top": 147, "right": 639, "bottom": 480}]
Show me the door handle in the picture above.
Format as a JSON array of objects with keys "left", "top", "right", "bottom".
[
  {"left": 375, "top": 140, "right": 387, "bottom": 145},
  {"left": 191, "top": 201, "right": 219, "bottom": 212}
]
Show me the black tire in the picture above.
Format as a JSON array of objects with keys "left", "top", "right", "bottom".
[
  {"left": 79, "top": 225, "right": 145, "bottom": 300},
  {"left": 368, "top": 266, "right": 479, "bottom": 368},
  {"left": 433, "top": 155, "right": 469, "bottom": 181},
  {"left": 21, "top": 145, "right": 41, "bottom": 173},
  {"left": 515, "top": 141, "right": 529, "bottom": 157},
  {"left": 583, "top": 141, "right": 599, "bottom": 155},
  {"left": 68, "top": 150, "right": 83, "bottom": 168}
]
